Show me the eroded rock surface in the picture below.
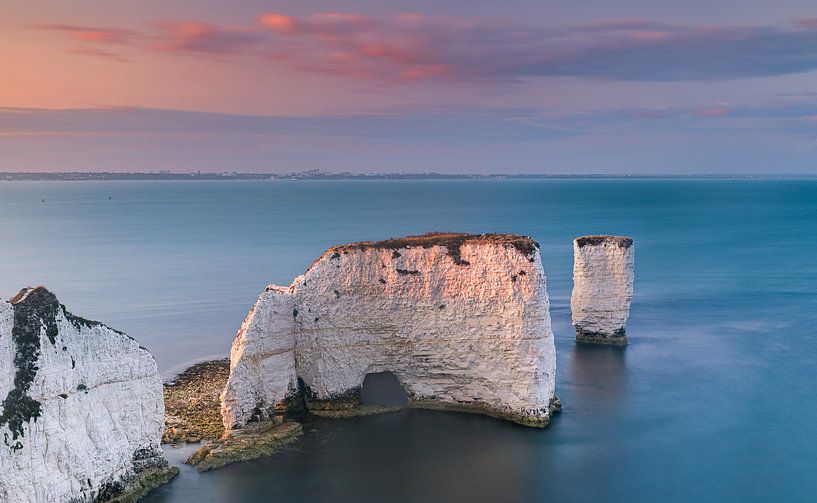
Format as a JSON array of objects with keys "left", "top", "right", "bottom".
[
  {"left": 222, "top": 233, "right": 560, "bottom": 433},
  {"left": 571, "top": 236, "right": 635, "bottom": 345},
  {"left": 0, "top": 287, "right": 176, "bottom": 502}
]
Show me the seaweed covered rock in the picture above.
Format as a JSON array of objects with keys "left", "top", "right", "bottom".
[
  {"left": 187, "top": 421, "right": 302, "bottom": 472},
  {"left": 0, "top": 287, "right": 176, "bottom": 502},
  {"left": 571, "top": 236, "right": 635, "bottom": 345},
  {"left": 222, "top": 233, "right": 559, "bottom": 432}
]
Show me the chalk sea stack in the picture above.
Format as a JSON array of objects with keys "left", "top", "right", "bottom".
[
  {"left": 571, "top": 235, "right": 635, "bottom": 345},
  {"left": 218, "top": 233, "right": 560, "bottom": 446},
  {"left": 0, "top": 287, "right": 176, "bottom": 502}
]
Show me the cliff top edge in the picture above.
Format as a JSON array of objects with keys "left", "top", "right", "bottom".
[
  {"left": 575, "top": 235, "right": 633, "bottom": 248},
  {"left": 336, "top": 232, "right": 537, "bottom": 251},
  {"left": 304, "top": 232, "right": 540, "bottom": 273}
]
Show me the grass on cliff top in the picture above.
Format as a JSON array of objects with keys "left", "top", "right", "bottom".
[
  {"left": 575, "top": 235, "right": 633, "bottom": 248},
  {"left": 307, "top": 232, "right": 539, "bottom": 270}
]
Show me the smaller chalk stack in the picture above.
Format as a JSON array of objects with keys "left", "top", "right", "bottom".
[{"left": 571, "top": 235, "right": 634, "bottom": 345}]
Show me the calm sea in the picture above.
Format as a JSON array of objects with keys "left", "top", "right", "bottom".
[{"left": 1, "top": 179, "right": 815, "bottom": 502}]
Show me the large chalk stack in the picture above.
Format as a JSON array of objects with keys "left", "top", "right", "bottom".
[
  {"left": 0, "top": 287, "right": 176, "bottom": 502},
  {"left": 221, "top": 233, "right": 560, "bottom": 429},
  {"left": 571, "top": 236, "right": 634, "bottom": 345}
]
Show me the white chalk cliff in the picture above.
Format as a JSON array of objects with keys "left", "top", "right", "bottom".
[
  {"left": 571, "top": 236, "right": 635, "bottom": 345},
  {"left": 221, "top": 285, "right": 298, "bottom": 429},
  {"left": 222, "top": 233, "right": 559, "bottom": 429},
  {"left": 0, "top": 287, "right": 176, "bottom": 503}
]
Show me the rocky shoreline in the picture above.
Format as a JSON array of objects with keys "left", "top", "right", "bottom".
[
  {"left": 163, "top": 359, "right": 230, "bottom": 444},
  {"left": 187, "top": 421, "right": 303, "bottom": 472},
  {"left": 161, "top": 358, "right": 305, "bottom": 472},
  {"left": 97, "top": 464, "right": 180, "bottom": 503}
]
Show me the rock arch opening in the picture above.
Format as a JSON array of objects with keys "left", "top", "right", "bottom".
[{"left": 359, "top": 371, "right": 408, "bottom": 407}]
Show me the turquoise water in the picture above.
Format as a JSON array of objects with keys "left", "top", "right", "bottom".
[{"left": 1, "top": 179, "right": 816, "bottom": 501}]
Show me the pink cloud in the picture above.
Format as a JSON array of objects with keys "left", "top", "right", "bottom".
[
  {"left": 582, "top": 19, "right": 657, "bottom": 29},
  {"left": 258, "top": 14, "right": 300, "bottom": 34},
  {"left": 253, "top": 12, "right": 484, "bottom": 82},
  {"left": 38, "top": 20, "right": 263, "bottom": 58},
  {"left": 67, "top": 47, "right": 130, "bottom": 63},
  {"left": 792, "top": 18, "right": 817, "bottom": 28},
  {"left": 151, "top": 21, "right": 262, "bottom": 55},
  {"left": 400, "top": 65, "right": 450, "bottom": 79},
  {"left": 695, "top": 106, "right": 732, "bottom": 117},
  {"left": 624, "top": 30, "right": 672, "bottom": 42},
  {"left": 36, "top": 24, "right": 136, "bottom": 44},
  {"left": 250, "top": 13, "right": 817, "bottom": 83},
  {"left": 33, "top": 14, "right": 817, "bottom": 83}
]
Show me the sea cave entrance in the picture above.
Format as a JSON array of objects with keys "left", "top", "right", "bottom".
[{"left": 359, "top": 371, "right": 408, "bottom": 406}]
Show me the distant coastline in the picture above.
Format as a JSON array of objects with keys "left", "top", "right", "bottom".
[{"left": 1, "top": 170, "right": 815, "bottom": 181}]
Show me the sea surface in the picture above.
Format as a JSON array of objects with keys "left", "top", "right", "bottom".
[{"left": 1, "top": 179, "right": 816, "bottom": 502}]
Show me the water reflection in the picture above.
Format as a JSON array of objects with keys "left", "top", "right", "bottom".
[
  {"left": 567, "top": 343, "right": 629, "bottom": 428},
  {"left": 150, "top": 411, "right": 547, "bottom": 503}
]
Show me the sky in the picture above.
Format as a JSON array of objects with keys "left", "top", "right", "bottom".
[{"left": 2, "top": 1, "right": 817, "bottom": 174}]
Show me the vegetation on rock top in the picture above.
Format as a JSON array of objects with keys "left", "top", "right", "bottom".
[
  {"left": 575, "top": 235, "right": 633, "bottom": 248},
  {"left": 0, "top": 287, "right": 62, "bottom": 450},
  {"left": 309, "top": 232, "right": 540, "bottom": 269}
]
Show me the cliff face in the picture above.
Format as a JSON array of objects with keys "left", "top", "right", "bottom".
[
  {"left": 571, "top": 236, "right": 635, "bottom": 345},
  {"left": 222, "top": 233, "right": 559, "bottom": 429},
  {"left": 0, "top": 287, "right": 176, "bottom": 503},
  {"left": 221, "top": 286, "right": 298, "bottom": 430}
]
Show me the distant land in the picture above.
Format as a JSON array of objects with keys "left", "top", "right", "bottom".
[{"left": 1, "top": 170, "right": 814, "bottom": 181}]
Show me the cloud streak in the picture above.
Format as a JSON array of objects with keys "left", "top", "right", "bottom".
[
  {"left": 37, "top": 20, "right": 264, "bottom": 61},
  {"left": 36, "top": 23, "right": 137, "bottom": 44},
  {"left": 34, "top": 14, "right": 817, "bottom": 82},
  {"left": 260, "top": 13, "right": 817, "bottom": 82},
  {"left": 3, "top": 100, "right": 816, "bottom": 145},
  {"left": 0, "top": 106, "right": 573, "bottom": 144},
  {"left": 150, "top": 21, "right": 264, "bottom": 55},
  {"left": 2, "top": 102, "right": 816, "bottom": 173}
]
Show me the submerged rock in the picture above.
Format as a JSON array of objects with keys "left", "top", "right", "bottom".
[
  {"left": 221, "top": 232, "right": 559, "bottom": 439},
  {"left": 571, "top": 236, "right": 635, "bottom": 345},
  {"left": 0, "top": 287, "right": 177, "bottom": 502}
]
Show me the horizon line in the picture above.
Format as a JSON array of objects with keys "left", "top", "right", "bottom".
[{"left": 2, "top": 171, "right": 816, "bottom": 180}]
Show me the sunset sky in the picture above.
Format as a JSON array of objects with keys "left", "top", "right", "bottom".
[{"left": 3, "top": 0, "right": 817, "bottom": 173}]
